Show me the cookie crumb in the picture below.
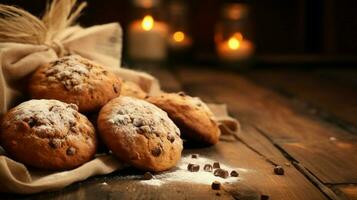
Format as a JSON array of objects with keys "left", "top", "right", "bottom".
[
  {"left": 211, "top": 181, "right": 221, "bottom": 190},
  {"left": 204, "top": 164, "right": 213, "bottom": 172},
  {"left": 274, "top": 166, "right": 284, "bottom": 175},
  {"left": 143, "top": 172, "right": 154, "bottom": 180}
]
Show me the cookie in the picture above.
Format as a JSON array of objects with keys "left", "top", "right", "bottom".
[
  {"left": 121, "top": 80, "right": 147, "bottom": 99},
  {"left": 97, "top": 96, "right": 183, "bottom": 172},
  {"left": 146, "top": 92, "right": 220, "bottom": 145},
  {"left": 0, "top": 99, "right": 97, "bottom": 170},
  {"left": 29, "top": 55, "right": 122, "bottom": 112}
]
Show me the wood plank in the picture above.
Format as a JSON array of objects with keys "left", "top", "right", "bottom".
[
  {"left": 333, "top": 185, "right": 357, "bottom": 200},
  {"left": 281, "top": 139, "right": 357, "bottom": 184},
  {"left": 176, "top": 68, "right": 357, "bottom": 184},
  {"left": 245, "top": 69, "right": 357, "bottom": 128},
  {"left": 0, "top": 133, "right": 327, "bottom": 200}
]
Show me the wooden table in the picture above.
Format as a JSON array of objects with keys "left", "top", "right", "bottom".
[{"left": 1, "top": 66, "right": 356, "bottom": 200}]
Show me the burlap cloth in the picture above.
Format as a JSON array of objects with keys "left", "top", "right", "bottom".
[{"left": 0, "top": 2, "right": 239, "bottom": 194}]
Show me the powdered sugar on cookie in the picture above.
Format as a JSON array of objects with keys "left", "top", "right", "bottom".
[
  {"left": 108, "top": 97, "right": 180, "bottom": 139},
  {"left": 44, "top": 56, "right": 98, "bottom": 92},
  {"left": 6, "top": 99, "right": 79, "bottom": 138}
]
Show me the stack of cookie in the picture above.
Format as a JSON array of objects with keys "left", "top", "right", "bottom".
[{"left": 0, "top": 55, "right": 220, "bottom": 172}]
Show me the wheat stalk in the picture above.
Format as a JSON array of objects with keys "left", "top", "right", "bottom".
[{"left": 0, "top": 0, "right": 86, "bottom": 45}]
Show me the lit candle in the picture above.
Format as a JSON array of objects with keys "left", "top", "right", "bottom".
[
  {"left": 168, "top": 31, "right": 192, "bottom": 50},
  {"left": 216, "top": 32, "right": 254, "bottom": 61},
  {"left": 128, "top": 15, "right": 168, "bottom": 61}
]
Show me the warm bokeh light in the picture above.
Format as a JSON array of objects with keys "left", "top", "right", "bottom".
[
  {"left": 173, "top": 31, "right": 185, "bottom": 42},
  {"left": 233, "top": 32, "right": 243, "bottom": 41},
  {"left": 228, "top": 36, "right": 240, "bottom": 50},
  {"left": 141, "top": 15, "right": 154, "bottom": 31}
]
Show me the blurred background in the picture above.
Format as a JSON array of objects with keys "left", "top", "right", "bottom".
[
  {"left": 1, "top": 0, "right": 356, "bottom": 129},
  {"left": 3, "top": 0, "right": 357, "bottom": 68}
]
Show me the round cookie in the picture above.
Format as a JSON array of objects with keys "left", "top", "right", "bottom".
[
  {"left": 146, "top": 92, "right": 220, "bottom": 145},
  {"left": 29, "top": 55, "right": 122, "bottom": 112},
  {"left": 121, "top": 80, "right": 147, "bottom": 99},
  {"left": 97, "top": 96, "right": 183, "bottom": 172},
  {"left": 0, "top": 99, "right": 97, "bottom": 170}
]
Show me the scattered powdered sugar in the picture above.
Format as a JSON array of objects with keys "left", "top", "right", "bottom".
[
  {"left": 45, "top": 56, "right": 92, "bottom": 92},
  {"left": 140, "top": 155, "right": 245, "bottom": 186}
]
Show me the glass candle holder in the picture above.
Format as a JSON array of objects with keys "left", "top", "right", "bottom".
[
  {"left": 167, "top": 1, "right": 192, "bottom": 51},
  {"left": 127, "top": 0, "right": 168, "bottom": 61},
  {"left": 215, "top": 3, "right": 254, "bottom": 62}
]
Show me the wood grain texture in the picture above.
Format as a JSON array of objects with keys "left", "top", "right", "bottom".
[
  {"left": 246, "top": 69, "right": 357, "bottom": 128},
  {"left": 176, "top": 68, "right": 357, "bottom": 184},
  {"left": 333, "top": 185, "right": 357, "bottom": 200},
  {"left": 0, "top": 140, "right": 327, "bottom": 200}
]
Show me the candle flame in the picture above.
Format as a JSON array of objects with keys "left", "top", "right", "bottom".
[
  {"left": 173, "top": 31, "right": 185, "bottom": 42},
  {"left": 228, "top": 36, "right": 240, "bottom": 50},
  {"left": 141, "top": 15, "right": 154, "bottom": 31}
]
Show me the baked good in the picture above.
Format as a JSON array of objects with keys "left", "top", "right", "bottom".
[
  {"left": 0, "top": 99, "right": 97, "bottom": 170},
  {"left": 97, "top": 96, "right": 183, "bottom": 172},
  {"left": 146, "top": 92, "right": 220, "bottom": 145},
  {"left": 29, "top": 55, "right": 122, "bottom": 112},
  {"left": 121, "top": 80, "right": 147, "bottom": 99}
]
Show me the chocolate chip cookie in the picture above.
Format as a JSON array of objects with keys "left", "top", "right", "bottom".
[
  {"left": 0, "top": 99, "right": 97, "bottom": 170},
  {"left": 29, "top": 55, "right": 122, "bottom": 112},
  {"left": 97, "top": 96, "right": 183, "bottom": 172},
  {"left": 146, "top": 92, "right": 220, "bottom": 145}
]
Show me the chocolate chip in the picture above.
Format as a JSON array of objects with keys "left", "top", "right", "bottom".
[
  {"left": 167, "top": 134, "right": 175, "bottom": 143},
  {"left": 113, "top": 84, "right": 118, "bottom": 93},
  {"left": 27, "top": 118, "right": 36, "bottom": 128},
  {"left": 211, "top": 181, "right": 221, "bottom": 190},
  {"left": 191, "top": 154, "right": 199, "bottom": 159},
  {"left": 178, "top": 92, "right": 186, "bottom": 96},
  {"left": 214, "top": 169, "right": 229, "bottom": 178},
  {"left": 230, "top": 170, "right": 239, "bottom": 177},
  {"left": 187, "top": 163, "right": 199, "bottom": 172},
  {"left": 216, "top": 192, "right": 221, "bottom": 196},
  {"left": 49, "top": 139, "right": 61, "bottom": 149},
  {"left": 261, "top": 194, "right": 270, "bottom": 200},
  {"left": 66, "top": 147, "right": 76, "bottom": 155},
  {"left": 133, "top": 118, "right": 144, "bottom": 127},
  {"left": 274, "top": 166, "right": 284, "bottom": 175},
  {"left": 204, "top": 164, "right": 213, "bottom": 172},
  {"left": 187, "top": 163, "right": 193, "bottom": 170},
  {"left": 67, "top": 104, "right": 78, "bottom": 111},
  {"left": 70, "top": 126, "right": 78, "bottom": 133},
  {"left": 151, "top": 147, "right": 161, "bottom": 157},
  {"left": 213, "top": 162, "right": 220, "bottom": 169},
  {"left": 143, "top": 172, "right": 154, "bottom": 180}
]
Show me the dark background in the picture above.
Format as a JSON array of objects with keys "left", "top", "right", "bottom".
[{"left": 1, "top": 0, "right": 357, "bottom": 66}]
